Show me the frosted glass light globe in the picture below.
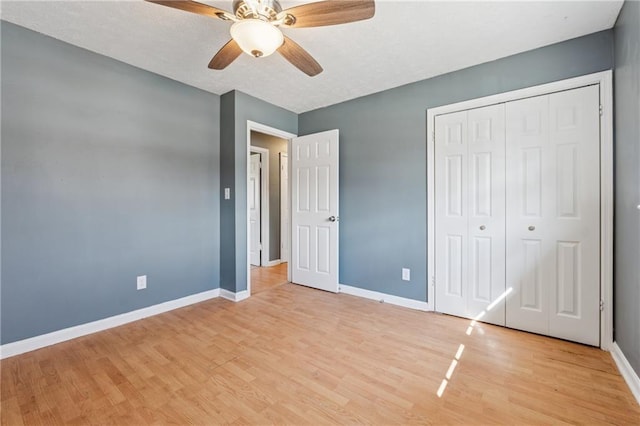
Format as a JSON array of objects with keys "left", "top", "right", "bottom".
[{"left": 230, "top": 19, "right": 284, "bottom": 58}]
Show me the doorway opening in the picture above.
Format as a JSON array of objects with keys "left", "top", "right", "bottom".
[{"left": 246, "top": 122, "right": 296, "bottom": 296}]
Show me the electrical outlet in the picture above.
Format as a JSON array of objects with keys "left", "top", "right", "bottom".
[
  {"left": 224, "top": 188, "right": 231, "bottom": 200},
  {"left": 402, "top": 268, "right": 410, "bottom": 281},
  {"left": 137, "top": 275, "right": 147, "bottom": 290}
]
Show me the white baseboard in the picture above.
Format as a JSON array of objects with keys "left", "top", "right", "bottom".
[
  {"left": 339, "top": 284, "right": 430, "bottom": 312},
  {"left": 610, "top": 342, "right": 640, "bottom": 405},
  {"left": 263, "top": 259, "right": 282, "bottom": 267},
  {"left": 0, "top": 289, "right": 220, "bottom": 360},
  {"left": 220, "top": 289, "right": 250, "bottom": 302}
]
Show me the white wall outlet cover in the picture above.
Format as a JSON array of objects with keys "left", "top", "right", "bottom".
[
  {"left": 137, "top": 275, "right": 147, "bottom": 290},
  {"left": 224, "top": 188, "right": 231, "bottom": 200},
  {"left": 402, "top": 268, "right": 411, "bottom": 281}
]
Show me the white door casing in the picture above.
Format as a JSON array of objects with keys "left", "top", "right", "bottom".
[
  {"left": 291, "top": 130, "right": 339, "bottom": 293},
  {"left": 280, "top": 153, "right": 289, "bottom": 263},
  {"left": 434, "top": 104, "right": 506, "bottom": 325},
  {"left": 505, "top": 85, "right": 601, "bottom": 346},
  {"left": 249, "top": 153, "right": 261, "bottom": 266}
]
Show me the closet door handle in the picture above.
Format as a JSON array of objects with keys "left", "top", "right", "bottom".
[
  {"left": 479, "top": 225, "right": 486, "bottom": 230},
  {"left": 528, "top": 225, "right": 535, "bottom": 231}
]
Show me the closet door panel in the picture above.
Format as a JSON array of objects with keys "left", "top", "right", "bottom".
[
  {"left": 435, "top": 104, "right": 506, "bottom": 324},
  {"left": 547, "top": 85, "right": 600, "bottom": 346},
  {"left": 435, "top": 111, "right": 469, "bottom": 318},
  {"left": 505, "top": 95, "right": 552, "bottom": 336},
  {"left": 467, "top": 104, "right": 506, "bottom": 326},
  {"left": 506, "top": 86, "right": 600, "bottom": 346}
]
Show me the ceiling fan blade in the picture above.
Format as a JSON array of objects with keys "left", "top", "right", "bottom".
[
  {"left": 208, "top": 39, "right": 243, "bottom": 70},
  {"left": 278, "top": 0, "right": 374, "bottom": 28},
  {"left": 277, "top": 36, "right": 323, "bottom": 77},
  {"left": 145, "top": 0, "right": 235, "bottom": 21}
]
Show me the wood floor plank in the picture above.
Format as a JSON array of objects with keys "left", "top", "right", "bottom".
[
  {"left": 2, "top": 268, "right": 639, "bottom": 424},
  {"left": 0, "top": 397, "right": 24, "bottom": 426},
  {"left": 251, "top": 263, "right": 288, "bottom": 295}
]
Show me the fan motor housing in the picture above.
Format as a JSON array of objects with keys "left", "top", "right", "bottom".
[{"left": 233, "top": 0, "right": 282, "bottom": 21}]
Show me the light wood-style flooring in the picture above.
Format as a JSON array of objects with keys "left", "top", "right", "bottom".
[
  {"left": 2, "top": 274, "right": 639, "bottom": 424},
  {"left": 250, "top": 263, "right": 288, "bottom": 295}
]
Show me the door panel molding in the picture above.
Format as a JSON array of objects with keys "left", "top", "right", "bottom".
[
  {"left": 434, "top": 104, "right": 506, "bottom": 326},
  {"left": 427, "top": 71, "right": 613, "bottom": 349}
]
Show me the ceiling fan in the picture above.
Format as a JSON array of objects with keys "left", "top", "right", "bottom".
[{"left": 145, "top": 0, "right": 375, "bottom": 76}]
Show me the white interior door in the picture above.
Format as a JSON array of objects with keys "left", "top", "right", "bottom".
[
  {"left": 435, "top": 104, "right": 506, "bottom": 325},
  {"left": 280, "top": 153, "right": 289, "bottom": 263},
  {"left": 249, "top": 153, "right": 261, "bottom": 266},
  {"left": 291, "top": 130, "right": 339, "bottom": 293},
  {"left": 505, "top": 85, "right": 600, "bottom": 346}
]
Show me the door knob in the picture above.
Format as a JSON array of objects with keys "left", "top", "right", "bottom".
[
  {"left": 328, "top": 216, "right": 338, "bottom": 222},
  {"left": 479, "top": 225, "right": 486, "bottom": 230},
  {"left": 528, "top": 225, "right": 535, "bottom": 231}
]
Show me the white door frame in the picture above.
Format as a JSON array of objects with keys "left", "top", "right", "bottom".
[
  {"left": 246, "top": 121, "right": 297, "bottom": 296},
  {"left": 249, "top": 146, "right": 269, "bottom": 267},
  {"left": 280, "top": 152, "right": 289, "bottom": 263},
  {"left": 426, "top": 70, "right": 614, "bottom": 350}
]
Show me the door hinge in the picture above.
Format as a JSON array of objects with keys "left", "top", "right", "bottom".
[
  {"left": 599, "top": 104, "right": 603, "bottom": 116},
  {"left": 431, "top": 276, "right": 435, "bottom": 287},
  {"left": 599, "top": 299, "right": 604, "bottom": 311}
]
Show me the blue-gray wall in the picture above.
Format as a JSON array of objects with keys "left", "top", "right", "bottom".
[
  {"left": 299, "top": 30, "right": 614, "bottom": 302},
  {"left": 1, "top": 22, "right": 221, "bottom": 344},
  {"left": 1, "top": 18, "right": 628, "bottom": 349},
  {"left": 614, "top": 0, "right": 640, "bottom": 377},
  {"left": 220, "top": 91, "right": 297, "bottom": 292}
]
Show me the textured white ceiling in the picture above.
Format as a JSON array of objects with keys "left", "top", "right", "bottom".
[{"left": 0, "top": 0, "right": 623, "bottom": 113}]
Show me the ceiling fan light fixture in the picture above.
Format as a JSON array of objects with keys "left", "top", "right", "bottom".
[{"left": 230, "top": 19, "right": 283, "bottom": 58}]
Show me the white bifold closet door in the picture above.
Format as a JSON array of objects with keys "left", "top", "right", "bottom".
[
  {"left": 505, "top": 85, "right": 600, "bottom": 346},
  {"left": 434, "top": 85, "right": 601, "bottom": 346},
  {"left": 435, "top": 104, "right": 506, "bottom": 326}
]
